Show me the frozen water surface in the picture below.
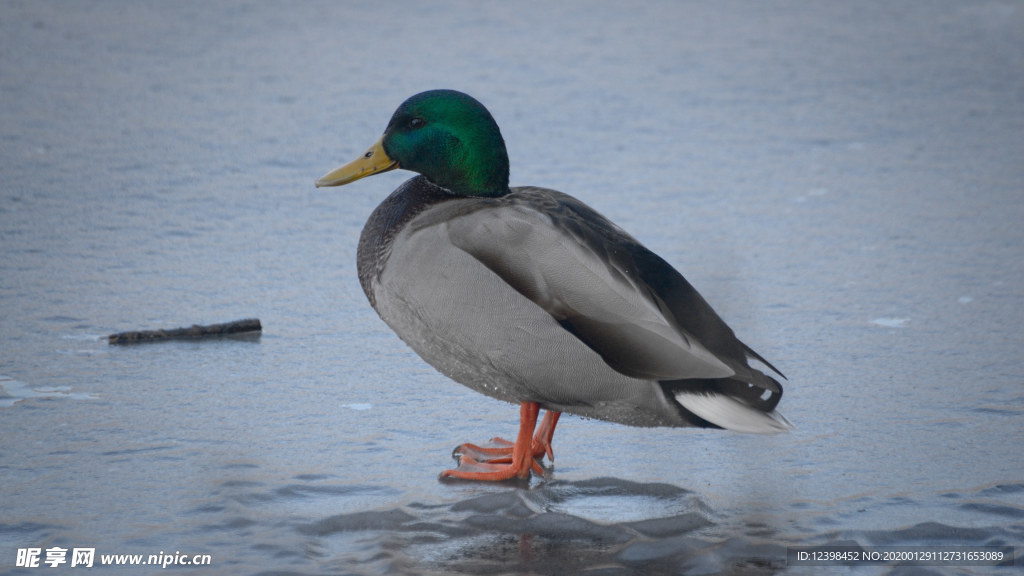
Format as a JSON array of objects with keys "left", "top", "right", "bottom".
[{"left": 1, "top": 1, "right": 1022, "bottom": 574}]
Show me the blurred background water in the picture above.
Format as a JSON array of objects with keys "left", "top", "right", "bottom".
[{"left": 1, "top": 1, "right": 1022, "bottom": 574}]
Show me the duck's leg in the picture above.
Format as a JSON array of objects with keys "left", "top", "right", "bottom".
[
  {"left": 441, "top": 402, "right": 545, "bottom": 481},
  {"left": 532, "top": 410, "right": 560, "bottom": 462},
  {"left": 451, "top": 409, "right": 561, "bottom": 465}
]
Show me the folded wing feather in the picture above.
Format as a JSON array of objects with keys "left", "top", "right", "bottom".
[{"left": 445, "top": 200, "right": 735, "bottom": 381}]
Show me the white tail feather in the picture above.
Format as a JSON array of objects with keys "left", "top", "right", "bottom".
[{"left": 674, "top": 391, "right": 792, "bottom": 434}]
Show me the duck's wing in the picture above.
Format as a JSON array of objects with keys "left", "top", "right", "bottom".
[
  {"left": 433, "top": 187, "right": 740, "bottom": 382},
  {"left": 623, "top": 219, "right": 786, "bottom": 393}
]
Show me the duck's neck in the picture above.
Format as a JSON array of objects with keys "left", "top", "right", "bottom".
[{"left": 432, "top": 136, "right": 510, "bottom": 198}]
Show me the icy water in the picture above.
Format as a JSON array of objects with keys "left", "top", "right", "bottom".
[{"left": 2, "top": 1, "right": 1022, "bottom": 574}]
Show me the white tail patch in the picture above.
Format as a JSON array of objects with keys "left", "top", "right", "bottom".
[{"left": 674, "top": 391, "right": 792, "bottom": 434}]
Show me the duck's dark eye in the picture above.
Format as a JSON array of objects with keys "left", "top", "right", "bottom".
[{"left": 409, "top": 117, "right": 425, "bottom": 129}]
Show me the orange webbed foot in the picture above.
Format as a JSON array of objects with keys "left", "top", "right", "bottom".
[
  {"left": 440, "top": 452, "right": 544, "bottom": 481},
  {"left": 440, "top": 404, "right": 561, "bottom": 482}
]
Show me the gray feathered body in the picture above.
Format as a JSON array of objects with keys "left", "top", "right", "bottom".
[{"left": 357, "top": 176, "right": 788, "bottom": 432}]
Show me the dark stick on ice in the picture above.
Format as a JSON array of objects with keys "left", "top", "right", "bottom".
[{"left": 108, "top": 318, "right": 262, "bottom": 345}]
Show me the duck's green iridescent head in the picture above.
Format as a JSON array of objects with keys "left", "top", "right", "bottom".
[{"left": 316, "top": 90, "right": 510, "bottom": 198}]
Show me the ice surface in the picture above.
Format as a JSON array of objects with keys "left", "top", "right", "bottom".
[{"left": 2, "top": 1, "right": 1022, "bottom": 574}]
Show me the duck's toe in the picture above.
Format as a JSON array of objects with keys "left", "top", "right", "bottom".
[
  {"left": 452, "top": 438, "right": 516, "bottom": 464},
  {"left": 440, "top": 452, "right": 544, "bottom": 481}
]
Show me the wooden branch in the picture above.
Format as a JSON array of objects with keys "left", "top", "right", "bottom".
[{"left": 108, "top": 318, "right": 262, "bottom": 345}]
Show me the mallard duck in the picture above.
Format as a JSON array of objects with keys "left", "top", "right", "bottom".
[{"left": 316, "top": 90, "right": 789, "bottom": 481}]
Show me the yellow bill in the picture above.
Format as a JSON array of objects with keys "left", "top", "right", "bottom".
[{"left": 315, "top": 137, "right": 399, "bottom": 188}]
